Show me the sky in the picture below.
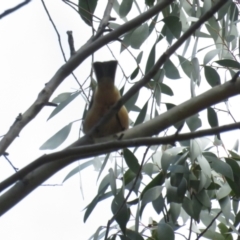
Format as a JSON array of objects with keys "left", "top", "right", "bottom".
[{"left": 0, "top": 1, "right": 240, "bottom": 240}]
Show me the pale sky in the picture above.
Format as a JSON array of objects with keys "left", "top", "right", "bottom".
[{"left": 0, "top": 1, "right": 240, "bottom": 240}]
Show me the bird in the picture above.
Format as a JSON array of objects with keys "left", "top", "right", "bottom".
[{"left": 83, "top": 60, "right": 129, "bottom": 137}]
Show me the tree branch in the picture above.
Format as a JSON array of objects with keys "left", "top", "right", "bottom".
[
  {"left": 1, "top": 120, "right": 240, "bottom": 194},
  {"left": 0, "top": 0, "right": 230, "bottom": 217},
  {"left": 0, "top": 0, "right": 174, "bottom": 156},
  {"left": 0, "top": 0, "right": 32, "bottom": 19}
]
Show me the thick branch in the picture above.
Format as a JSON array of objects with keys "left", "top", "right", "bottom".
[
  {"left": 0, "top": 0, "right": 230, "bottom": 216},
  {"left": 0, "top": 0, "right": 174, "bottom": 156},
  {"left": 0, "top": 77, "right": 240, "bottom": 215}
]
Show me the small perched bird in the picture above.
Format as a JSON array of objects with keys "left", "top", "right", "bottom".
[{"left": 83, "top": 61, "right": 129, "bottom": 137}]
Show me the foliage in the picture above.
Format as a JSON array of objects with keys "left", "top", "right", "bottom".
[{"left": 1, "top": 0, "right": 240, "bottom": 240}]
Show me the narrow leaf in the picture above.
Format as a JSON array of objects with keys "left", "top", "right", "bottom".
[
  {"left": 204, "top": 66, "right": 221, "bottom": 87},
  {"left": 78, "top": 0, "right": 97, "bottom": 26},
  {"left": 39, "top": 123, "right": 72, "bottom": 150},
  {"left": 130, "top": 23, "right": 149, "bottom": 49},
  {"left": 123, "top": 149, "right": 141, "bottom": 174},
  {"left": 48, "top": 91, "right": 80, "bottom": 120}
]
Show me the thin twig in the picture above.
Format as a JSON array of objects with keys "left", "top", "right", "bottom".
[
  {"left": 41, "top": 0, "right": 67, "bottom": 61},
  {"left": 188, "top": 217, "right": 193, "bottom": 240},
  {"left": 3, "top": 154, "right": 18, "bottom": 172},
  {"left": 41, "top": 0, "right": 82, "bottom": 88},
  {"left": 0, "top": 0, "right": 32, "bottom": 19},
  {"left": 196, "top": 211, "right": 222, "bottom": 240}
]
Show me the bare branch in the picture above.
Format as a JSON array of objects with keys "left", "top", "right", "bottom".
[
  {"left": 196, "top": 211, "right": 222, "bottom": 240},
  {"left": 0, "top": 0, "right": 32, "bottom": 19},
  {"left": 67, "top": 31, "right": 76, "bottom": 56},
  {"left": 40, "top": 0, "right": 82, "bottom": 88},
  {"left": 1, "top": 115, "right": 240, "bottom": 207},
  {"left": 93, "top": 0, "right": 115, "bottom": 40},
  {"left": 41, "top": 0, "right": 67, "bottom": 61}
]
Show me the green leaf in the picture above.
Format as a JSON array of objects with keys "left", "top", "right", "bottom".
[
  {"left": 230, "top": 1, "right": 238, "bottom": 22},
  {"left": 126, "top": 229, "right": 144, "bottom": 240},
  {"left": 130, "top": 67, "right": 139, "bottom": 80},
  {"left": 186, "top": 114, "right": 202, "bottom": 132},
  {"left": 145, "top": 0, "right": 155, "bottom": 7},
  {"left": 119, "top": 0, "right": 133, "bottom": 18},
  {"left": 219, "top": 196, "right": 231, "bottom": 223},
  {"left": 141, "top": 172, "right": 165, "bottom": 198},
  {"left": 125, "top": 88, "right": 139, "bottom": 112},
  {"left": 228, "top": 150, "right": 240, "bottom": 161},
  {"left": 202, "top": 0, "right": 212, "bottom": 15},
  {"left": 62, "top": 159, "right": 93, "bottom": 183},
  {"left": 167, "top": 185, "right": 183, "bottom": 203},
  {"left": 177, "top": 177, "right": 187, "bottom": 198},
  {"left": 123, "top": 169, "right": 136, "bottom": 185},
  {"left": 109, "top": 168, "right": 117, "bottom": 196},
  {"left": 39, "top": 123, "right": 72, "bottom": 150},
  {"left": 140, "top": 186, "right": 163, "bottom": 216},
  {"left": 123, "top": 149, "right": 141, "bottom": 175},
  {"left": 210, "top": 158, "right": 234, "bottom": 181},
  {"left": 130, "top": 23, "right": 149, "bottom": 49},
  {"left": 111, "top": 188, "right": 130, "bottom": 234},
  {"left": 204, "top": 66, "right": 221, "bottom": 87},
  {"left": 162, "top": 16, "right": 182, "bottom": 39},
  {"left": 157, "top": 223, "right": 174, "bottom": 240},
  {"left": 84, "top": 193, "right": 113, "bottom": 223},
  {"left": 195, "top": 31, "right": 211, "bottom": 38},
  {"left": 197, "top": 155, "right": 211, "bottom": 178},
  {"left": 207, "top": 107, "right": 218, "bottom": 128},
  {"left": 52, "top": 92, "right": 72, "bottom": 103},
  {"left": 153, "top": 69, "right": 164, "bottom": 83},
  {"left": 225, "top": 158, "right": 240, "bottom": 176},
  {"left": 178, "top": 55, "right": 192, "bottom": 78},
  {"left": 218, "top": 223, "right": 233, "bottom": 240},
  {"left": 97, "top": 153, "right": 110, "bottom": 181},
  {"left": 204, "top": 49, "right": 219, "bottom": 65},
  {"left": 84, "top": 175, "right": 111, "bottom": 222},
  {"left": 192, "top": 195, "right": 202, "bottom": 222},
  {"left": 48, "top": 91, "right": 80, "bottom": 120},
  {"left": 170, "top": 202, "right": 181, "bottom": 223},
  {"left": 217, "top": 1, "right": 231, "bottom": 20},
  {"left": 120, "top": 30, "right": 134, "bottom": 52},
  {"left": 196, "top": 190, "right": 211, "bottom": 208},
  {"left": 134, "top": 101, "right": 148, "bottom": 126},
  {"left": 78, "top": 0, "right": 97, "bottom": 26},
  {"left": 152, "top": 194, "right": 164, "bottom": 214},
  {"left": 164, "top": 59, "right": 181, "bottom": 79},
  {"left": 191, "top": 58, "right": 201, "bottom": 84},
  {"left": 154, "top": 83, "right": 161, "bottom": 106},
  {"left": 145, "top": 43, "right": 156, "bottom": 74},
  {"left": 136, "top": 51, "right": 143, "bottom": 64},
  {"left": 215, "top": 59, "right": 240, "bottom": 69},
  {"left": 201, "top": 230, "right": 225, "bottom": 240},
  {"left": 160, "top": 83, "right": 173, "bottom": 96}
]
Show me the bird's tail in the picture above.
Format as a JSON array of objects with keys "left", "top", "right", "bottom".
[{"left": 93, "top": 61, "right": 118, "bottom": 83}]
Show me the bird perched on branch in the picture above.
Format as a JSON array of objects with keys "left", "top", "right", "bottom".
[{"left": 83, "top": 60, "right": 129, "bottom": 137}]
